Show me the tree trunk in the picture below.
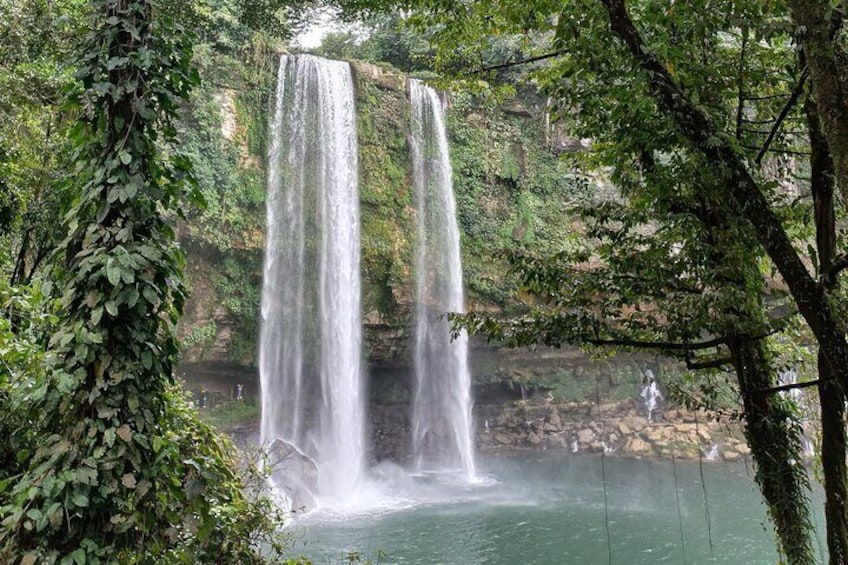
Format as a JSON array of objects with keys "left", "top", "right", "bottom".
[
  {"left": 729, "top": 336, "right": 816, "bottom": 565},
  {"left": 788, "top": 0, "right": 848, "bottom": 204},
  {"left": 808, "top": 93, "right": 848, "bottom": 563},
  {"left": 818, "top": 359, "right": 848, "bottom": 563}
]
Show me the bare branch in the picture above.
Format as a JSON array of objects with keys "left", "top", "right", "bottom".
[
  {"left": 756, "top": 69, "right": 808, "bottom": 165},
  {"left": 686, "top": 357, "right": 732, "bottom": 370},
  {"left": 479, "top": 49, "right": 568, "bottom": 72},
  {"left": 746, "top": 377, "right": 828, "bottom": 396}
]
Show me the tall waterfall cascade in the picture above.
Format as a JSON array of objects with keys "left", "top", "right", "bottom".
[
  {"left": 409, "top": 79, "right": 477, "bottom": 480},
  {"left": 260, "top": 54, "right": 365, "bottom": 501}
]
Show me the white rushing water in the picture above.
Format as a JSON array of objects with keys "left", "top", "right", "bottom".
[
  {"left": 409, "top": 79, "right": 477, "bottom": 481},
  {"left": 260, "top": 54, "right": 365, "bottom": 501}
]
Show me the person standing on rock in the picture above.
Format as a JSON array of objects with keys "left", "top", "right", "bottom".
[{"left": 640, "top": 370, "right": 663, "bottom": 423}]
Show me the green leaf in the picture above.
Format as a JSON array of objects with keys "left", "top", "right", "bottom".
[
  {"left": 72, "top": 493, "right": 89, "bottom": 508},
  {"left": 126, "top": 287, "right": 140, "bottom": 308},
  {"left": 71, "top": 548, "right": 86, "bottom": 565},
  {"left": 121, "top": 268, "right": 135, "bottom": 285},
  {"left": 106, "top": 260, "right": 121, "bottom": 286},
  {"left": 142, "top": 287, "right": 157, "bottom": 304}
]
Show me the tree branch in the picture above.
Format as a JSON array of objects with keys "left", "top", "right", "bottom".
[
  {"left": 686, "top": 357, "right": 732, "bottom": 370},
  {"left": 755, "top": 69, "right": 808, "bottom": 165},
  {"left": 823, "top": 253, "right": 848, "bottom": 288},
  {"left": 735, "top": 27, "right": 748, "bottom": 141},
  {"left": 740, "top": 144, "right": 811, "bottom": 157},
  {"left": 583, "top": 335, "right": 726, "bottom": 351},
  {"left": 478, "top": 49, "right": 568, "bottom": 73},
  {"left": 746, "top": 377, "right": 828, "bottom": 396}
]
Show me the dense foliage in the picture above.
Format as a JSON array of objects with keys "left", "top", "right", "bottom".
[
  {"left": 0, "top": 0, "right": 84, "bottom": 285},
  {"left": 4, "top": 0, "right": 848, "bottom": 562},
  {"left": 0, "top": 0, "right": 304, "bottom": 562},
  {"left": 334, "top": 0, "right": 848, "bottom": 562}
]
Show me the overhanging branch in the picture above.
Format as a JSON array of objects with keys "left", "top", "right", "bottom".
[
  {"left": 583, "top": 335, "right": 726, "bottom": 351},
  {"left": 685, "top": 357, "right": 732, "bottom": 370}
]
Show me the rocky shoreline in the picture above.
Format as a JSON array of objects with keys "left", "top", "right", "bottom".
[
  {"left": 474, "top": 399, "right": 751, "bottom": 461},
  {"left": 367, "top": 398, "right": 754, "bottom": 464},
  {"left": 216, "top": 397, "right": 757, "bottom": 464}
]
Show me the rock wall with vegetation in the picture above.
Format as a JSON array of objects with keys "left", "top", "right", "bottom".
[{"left": 178, "top": 57, "right": 589, "bottom": 371}]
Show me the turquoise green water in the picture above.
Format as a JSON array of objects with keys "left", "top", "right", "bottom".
[{"left": 293, "top": 453, "right": 826, "bottom": 564}]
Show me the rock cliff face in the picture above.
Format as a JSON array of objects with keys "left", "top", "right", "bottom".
[{"left": 179, "top": 58, "right": 585, "bottom": 368}]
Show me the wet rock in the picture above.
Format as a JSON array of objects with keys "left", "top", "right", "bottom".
[
  {"left": 351, "top": 61, "right": 405, "bottom": 91},
  {"left": 677, "top": 445, "right": 700, "bottom": 459},
  {"left": 495, "top": 433, "right": 513, "bottom": 445},
  {"left": 623, "top": 416, "right": 646, "bottom": 432},
  {"left": 674, "top": 423, "right": 696, "bottom": 434},
  {"left": 644, "top": 426, "right": 665, "bottom": 443},
  {"left": 267, "top": 439, "right": 318, "bottom": 512},
  {"left": 577, "top": 429, "right": 595, "bottom": 444},
  {"left": 722, "top": 449, "right": 741, "bottom": 462},
  {"left": 625, "top": 437, "right": 652, "bottom": 456}
]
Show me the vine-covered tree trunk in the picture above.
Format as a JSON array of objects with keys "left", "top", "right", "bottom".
[
  {"left": 696, "top": 208, "right": 816, "bottom": 564},
  {"left": 729, "top": 336, "right": 816, "bottom": 565}
]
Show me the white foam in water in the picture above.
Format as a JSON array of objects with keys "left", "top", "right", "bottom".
[{"left": 300, "top": 468, "right": 501, "bottom": 525}]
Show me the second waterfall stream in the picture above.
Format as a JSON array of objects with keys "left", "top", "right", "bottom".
[{"left": 408, "top": 78, "right": 477, "bottom": 482}]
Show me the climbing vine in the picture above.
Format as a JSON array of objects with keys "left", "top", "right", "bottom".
[{"left": 0, "top": 1, "right": 294, "bottom": 562}]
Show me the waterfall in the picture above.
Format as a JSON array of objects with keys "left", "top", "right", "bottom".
[
  {"left": 409, "top": 79, "right": 477, "bottom": 480},
  {"left": 260, "top": 54, "right": 365, "bottom": 501}
]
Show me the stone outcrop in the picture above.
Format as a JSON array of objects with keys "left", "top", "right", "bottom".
[
  {"left": 472, "top": 399, "right": 750, "bottom": 461},
  {"left": 350, "top": 61, "right": 406, "bottom": 92},
  {"left": 267, "top": 439, "right": 319, "bottom": 512}
]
